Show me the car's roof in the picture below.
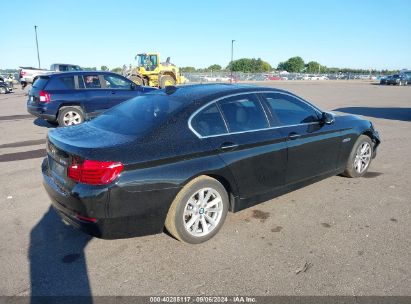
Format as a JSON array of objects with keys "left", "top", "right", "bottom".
[
  {"left": 41, "top": 71, "right": 121, "bottom": 77},
  {"left": 153, "top": 83, "right": 291, "bottom": 103}
]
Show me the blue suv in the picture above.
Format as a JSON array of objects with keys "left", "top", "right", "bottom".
[{"left": 27, "top": 71, "right": 157, "bottom": 126}]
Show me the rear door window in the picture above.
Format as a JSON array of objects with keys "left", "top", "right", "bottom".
[
  {"left": 191, "top": 103, "right": 228, "bottom": 137},
  {"left": 83, "top": 75, "right": 101, "bottom": 88},
  {"left": 218, "top": 94, "right": 269, "bottom": 133}
]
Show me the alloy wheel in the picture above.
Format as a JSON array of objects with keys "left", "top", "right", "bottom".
[
  {"left": 183, "top": 188, "right": 224, "bottom": 237},
  {"left": 354, "top": 142, "right": 371, "bottom": 174},
  {"left": 63, "top": 111, "right": 82, "bottom": 126}
]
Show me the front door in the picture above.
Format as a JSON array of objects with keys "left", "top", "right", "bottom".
[{"left": 260, "top": 92, "right": 342, "bottom": 184}]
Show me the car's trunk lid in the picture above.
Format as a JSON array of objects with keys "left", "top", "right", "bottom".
[{"left": 46, "top": 123, "right": 136, "bottom": 187}]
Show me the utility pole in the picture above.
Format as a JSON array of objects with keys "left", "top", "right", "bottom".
[
  {"left": 34, "top": 25, "right": 41, "bottom": 68},
  {"left": 231, "top": 39, "right": 235, "bottom": 81}
]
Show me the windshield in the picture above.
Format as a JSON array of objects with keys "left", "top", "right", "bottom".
[
  {"left": 136, "top": 54, "right": 158, "bottom": 69},
  {"left": 89, "top": 93, "right": 185, "bottom": 136}
]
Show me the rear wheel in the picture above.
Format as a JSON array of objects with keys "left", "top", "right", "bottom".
[
  {"left": 160, "top": 75, "right": 176, "bottom": 88},
  {"left": 165, "top": 176, "right": 229, "bottom": 244},
  {"left": 58, "top": 107, "right": 85, "bottom": 127},
  {"left": 343, "top": 135, "right": 373, "bottom": 178}
]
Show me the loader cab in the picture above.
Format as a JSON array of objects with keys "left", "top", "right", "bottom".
[{"left": 136, "top": 53, "right": 159, "bottom": 71}]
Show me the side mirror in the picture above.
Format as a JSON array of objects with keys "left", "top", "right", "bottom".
[
  {"left": 130, "top": 83, "right": 137, "bottom": 90},
  {"left": 321, "top": 112, "right": 335, "bottom": 125}
]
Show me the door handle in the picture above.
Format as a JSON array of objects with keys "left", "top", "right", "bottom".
[
  {"left": 110, "top": 91, "right": 116, "bottom": 94},
  {"left": 220, "top": 142, "right": 239, "bottom": 151},
  {"left": 288, "top": 132, "right": 300, "bottom": 140}
]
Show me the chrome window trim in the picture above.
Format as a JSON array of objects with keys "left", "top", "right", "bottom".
[{"left": 188, "top": 91, "right": 323, "bottom": 139}]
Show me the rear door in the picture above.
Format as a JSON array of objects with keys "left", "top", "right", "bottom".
[
  {"left": 101, "top": 73, "right": 142, "bottom": 107},
  {"left": 261, "top": 92, "right": 342, "bottom": 184}
]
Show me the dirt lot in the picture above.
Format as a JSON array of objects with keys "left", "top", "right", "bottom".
[{"left": 0, "top": 81, "right": 410, "bottom": 297}]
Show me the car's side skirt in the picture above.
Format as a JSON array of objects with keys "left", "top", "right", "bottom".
[{"left": 232, "top": 168, "right": 344, "bottom": 212}]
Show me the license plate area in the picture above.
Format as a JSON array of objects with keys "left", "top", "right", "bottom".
[{"left": 49, "top": 156, "right": 66, "bottom": 178}]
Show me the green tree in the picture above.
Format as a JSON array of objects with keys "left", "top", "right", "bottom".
[
  {"left": 101, "top": 65, "right": 108, "bottom": 71},
  {"left": 111, "top": 67, "right": 123, "bottom": 74},
  {"left": 228, "top": 58, "right": 272, "bottom": 73},
  {"left": 208, "top": 64, "right": 222, "bottom": 71},
  {"left": 277, "top": 56, "right": 305, "bottom": 72},
  {"left": 180, "top": 66, "right": 196, "bottom": 73},
  {"left": 305, "top": 61, "right": 322, "bottom": 74}
]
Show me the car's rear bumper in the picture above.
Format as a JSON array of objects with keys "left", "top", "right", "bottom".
[
  {"left": 42, "top": 158, "right": 179, "bottom": 239},
  {"left": 27, "top": 103, "right": 57, "bottom": 121}
]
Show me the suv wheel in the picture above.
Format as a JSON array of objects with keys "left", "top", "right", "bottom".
[{"left": 58, "top": 107, "right": 85, "bottom": 127}]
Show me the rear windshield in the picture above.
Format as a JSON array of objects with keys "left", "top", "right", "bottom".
[
  {"left": 33, "top": 77, "right": 49, "bottom": 89},
  {"left": 89, "top": 93, "right": 185, "bottom": 136}
]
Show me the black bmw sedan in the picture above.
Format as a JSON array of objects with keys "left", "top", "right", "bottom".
[{"left": 42, "top": 84, "right": 380, "bottom": 244}]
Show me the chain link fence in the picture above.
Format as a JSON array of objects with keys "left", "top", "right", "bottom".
[{"left": 181, "top": 72, "right": 379, "bottom": 84}]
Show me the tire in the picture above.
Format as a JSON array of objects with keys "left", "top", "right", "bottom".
[
  {"left": 57, "top": 106, "right": 85, "bottom": 127},
  {"left": 130, "top": 75, "right": 144, "bottom": 86},
  {"left": 343, "top": 135, "right": 373, "bottom": 178},
  {"left": 0, "top": 87, "right": 6, "bottom": 94},
  {"left": 165, "top": 176, "right": 229, "bottom": 244},
  {"left": 159, "top": 75, "right": 176, "bottom": 89},
  {"left": 46, "top": 119, "right": 59, "bottom": 126}
]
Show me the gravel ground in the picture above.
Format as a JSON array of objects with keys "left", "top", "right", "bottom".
[{"left": 0, "top": 81, "right": 410, "bottom": 297}]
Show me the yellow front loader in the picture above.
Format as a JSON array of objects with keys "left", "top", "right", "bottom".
[{"left": 127, "top": 53, "right": 187, "bottom": 88}]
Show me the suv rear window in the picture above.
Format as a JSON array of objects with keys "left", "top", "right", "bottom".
[{"left": 33, "top": 77, "right": 49, "bottom": 89}]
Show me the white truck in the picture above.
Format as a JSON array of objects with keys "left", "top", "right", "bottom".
[{"left": 19, "top": 64, "right": 82, "bottom": 88}]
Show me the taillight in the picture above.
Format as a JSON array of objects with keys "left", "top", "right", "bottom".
[
  {"left": 75, "top": 213, "right": 97, "bottom": 223},
  {"left": 20, "top": 71, "right": 26, "bottom": 77},
  {"left": 68, "top": 158, "right": 123, "bottom": 185},
  {"left": 39, "top": 90, "right": 51, "bottom": 103}
]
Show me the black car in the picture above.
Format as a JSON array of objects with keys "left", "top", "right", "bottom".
[
  {"left": 42, "top": 84, "right": 380, "bottom": 244},
  {"left": 0, "top": 80, "right": 12, "bottom": 94},
  {"left": 386, "top": 74, "right": 408, "bottom": 86},
  {"left": 27, "top": 71, "right": 156, "bottom": 126}
]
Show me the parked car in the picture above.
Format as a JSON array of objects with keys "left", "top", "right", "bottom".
[
  {"left": 386, "top": 74, "right": 408, "bottom": 86},
  {"left": 400, "top": 70, "right": 411, "bottom": 85},
  {"left": 42, "top": 84, "right": 380, "bottom": 243},
  {"left": 27, "top": 71, "right": 157, "bottom": 126},
  {"left": 379, "top": 76, "right": 390, "bottom": 85},
  {"left": 0, "top": 80, "right": 12, "bottom": 94}
]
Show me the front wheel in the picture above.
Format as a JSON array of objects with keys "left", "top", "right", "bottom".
[
  {"left": 165, "top": 176, "right": 229, "bottom": 244},
  {"left": 343, "top": 135, "right": 373, "bottom": 178},
  {"left": 57, "top": 107, "right": 85, "bottom": 127},
  {"left": 130, "top": 75, "right": 144, "bottom": 86},
  {"left": 0, "top": 87, "right": 6, "bottom": 94},
  {"left": 159, "top": 75, "right": 176, "bottom": 88}
]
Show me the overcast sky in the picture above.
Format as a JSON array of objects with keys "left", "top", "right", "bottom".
[{"left": 2, "top": 0, "right": 411, "bottom": 70}]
